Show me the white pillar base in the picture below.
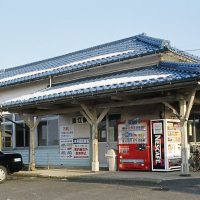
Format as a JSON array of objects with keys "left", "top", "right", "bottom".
[
  {"left": 92, "top": 161, "right": 99, "bottom": 172},
  {"left": 181, "top": 145, "right": 190, "bottom": 176},
  {"left": 181, "top": 163, "right": 190, "bottom": 176},
  {"left": 29, "top": 163, "right": 36, "bottom": 171}
]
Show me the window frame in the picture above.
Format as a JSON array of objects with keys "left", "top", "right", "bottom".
[
  {"left": 98, "top": 113, "right": 121, "bottom": 143},
  {"left": 1, "top": 121, "right": 14, "bottom": 149},
  {"left": 37, "top": 116, "right": 59, "bottom": 147},
  {"left": 14, "top": 120, "right": 30, "bottom": 148}
]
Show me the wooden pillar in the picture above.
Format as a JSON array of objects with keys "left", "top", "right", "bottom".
[
  {"left": 179, "top": 89, "right": 196, "bottom": 176},
  {"left": 20, "top": 114, "right": 41, "bottom": 171},
  {"left": 0, "top": 129, "right": 2, "bottom": 151},
  {"left": 81, "top": 105, "right": 109, "bottom": 172},
  {"left": 29, "top": 126, "right": 35, "bottom": 171},
  {"left": 91, "top": 124, "right": 99, "bottom": 171},
  {"left": 180, "top": 99, "right": 190, "bottom": 176}
]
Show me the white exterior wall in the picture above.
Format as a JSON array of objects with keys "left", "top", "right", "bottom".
[{"left": 0, "top": 80, "right": 48, "bottom": 103}]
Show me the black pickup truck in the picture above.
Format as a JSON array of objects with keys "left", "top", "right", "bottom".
[{"left": 0, "top": 151, "right": 23, "bottom": 183}]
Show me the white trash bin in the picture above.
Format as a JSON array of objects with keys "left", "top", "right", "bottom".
[{"left": 105, "top": 149, "right": 118, "bottom": 171}]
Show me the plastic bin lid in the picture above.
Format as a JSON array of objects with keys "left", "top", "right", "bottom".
[{"left": 105, "top": 149, "right": 117, "bottom": 158}]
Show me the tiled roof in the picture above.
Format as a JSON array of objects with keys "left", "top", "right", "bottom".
[
  {"left": 0, "top": 33, "right": 199, "bottom": 88},
  {"left": 2, "top": 61, "right": 200, "bottom": 108}
]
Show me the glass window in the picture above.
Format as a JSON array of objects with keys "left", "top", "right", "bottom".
[
  {"left": 37, "top": 118, "right": 59, "bottom": 146},
  {"left": 188, "top": 114, "right": 200, "bottom": 143},
  {"left": 16, "top": 123, "right": 29, "bottom": 147},
  {"left": 108, "top": 114, "right": 121, "bottom": 142},
  {"left": 98, "top": 118, "right": 107, "bottom": 142},
  {"left": 48, "top": 119, "right": 59, "bottom": 145},
  {"left": 98, "top": 114, "right": 121, "bottom": 142},
  {"left": 2, "top": 124, "right": 13, "bottom": 148},
  {"left": 38, "top": 121, "right": 47, "bottom": 146},
  {"left": 15, "top": 114, "right": 22, "bottom": 121},
  {"left": 4, "top": 114, "right": 13, "bottom": 122}
]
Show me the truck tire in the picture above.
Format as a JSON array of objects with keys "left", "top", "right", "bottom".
[{"left": 0, "top": 165, "right": 7, "bottom": 184}]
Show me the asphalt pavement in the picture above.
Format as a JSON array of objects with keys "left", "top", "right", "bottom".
[
  {"left": 1, "top": 176, "right": 200, "bottom": 200},
  {"left": 13, "top": 168, "right": 200, "bottom": 187}
]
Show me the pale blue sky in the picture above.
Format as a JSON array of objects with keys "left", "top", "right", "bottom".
[{"left": 0, "top": 0, "right": 200, "bottom": 69}]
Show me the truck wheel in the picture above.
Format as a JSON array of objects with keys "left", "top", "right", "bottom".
[{"left": 0, "top": 166, "right": 7, "bottom": 183}]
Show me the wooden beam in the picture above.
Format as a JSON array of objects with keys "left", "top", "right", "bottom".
[
  {"left": 184, "top": 89, "right": 196, "bottom": 120},
  {"left": 33, "top": 116, "right": 41, "bottom": 129},
  {"left": 163, "top": 102, "right": 180, "bottom": 117},
  {"left": 96, "top": 108, "right": 110, "bottom": 125},
  {"left": 80, "top": 110, "right": 93, "bottom": 125},
  {"left": 80, "top": 104, "right": 95, "bottom": 122},
  {"left": 34, "top": 107, "right": 81, "bottom": 116},
  {"left": 96, "top": 95, "right": 178, "bottom": 108}
]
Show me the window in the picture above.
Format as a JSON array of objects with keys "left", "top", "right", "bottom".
[
  {"left": 48, "top": 119, "right": 59, "bottom": 145},
  {"left": 1, "top": 114, "right": 30, "bottom": 148},
  {"left": 98, "top": 118, "right": 107, "bottom": 142},
  {"left": 15, "top": 123, "right": 29, "bottom": 147},
  {"left": 38, "top": 118, "right": 58, "bottom": 146},
  {"left": 98, "top": 114, "right": 121, "bottom": 142},
  {"left": 1, "top": 114, "right": 13, "bottom": 148},
  {"left": 38, "top": 121, "right": 47, "bottom": 146},
  {"left": 188, "top": 114, "right": 200, "bottom": 143},
  {"left": 4, "top": 114, "right": 13, "bottom": 122},
  {"left": 2, "top": 124, "right": 13, "bottom": 148},
  {"left": 108, "top": 114, "right": 121, "bottom": 142},
  {"left": 15, "top": 114, "right": 22, "bottom": 121}
]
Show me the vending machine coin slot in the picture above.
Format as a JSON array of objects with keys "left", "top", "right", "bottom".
[{"left": 137, "top": 144, "right": 146, "bottom": 151}]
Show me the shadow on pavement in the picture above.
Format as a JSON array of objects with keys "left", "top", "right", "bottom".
[{"left": 158, "top": 178, "right": 200, "bottom": 195}]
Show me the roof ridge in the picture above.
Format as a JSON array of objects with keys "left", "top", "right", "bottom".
[
  {"left": 160, "top": 61, "right": 200, "bottom": 74},
  {"left": 4, "top": 33, "right": 144, "bottom": 72},
  {"left": 135, "top": 34, "right": 170, "bottom": 49},
  {"left": 168, "top": 46, "right": 200, "bottom": 63}
]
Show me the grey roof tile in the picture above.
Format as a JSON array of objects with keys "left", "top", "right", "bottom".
[
  {"left": 1, "top": 34, "right": 199, "bottom": 88},
  {"left": 2, "top": 61, "right": 200, "bottom": 108}
]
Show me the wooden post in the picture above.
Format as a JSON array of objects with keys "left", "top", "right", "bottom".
[
  {"left": 20, "top": 114, "right": 41, "bottom": 171},
  {"left": 29, "top": 126, "right": 35, "bottom": 171},
  {"left": 180, "top": 99, "right": 190, "bottom": 175},
  {"left": 91, "top": 124, "right": 99, "bottom": 172},
  {"left": 0, "top": 129, "right": 2, "bottom": 151},
  {"left": 179, "top": 90, "right": 196, "bottom": 176},
  {"left": 81, "top": 105, "right": 109, "bottom": 172}
]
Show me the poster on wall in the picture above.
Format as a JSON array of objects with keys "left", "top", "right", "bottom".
[
  {"left": 60, "top": 138, "right": 73, "bottom": 159},
  {"left": 151, "top": 121, "right": 165, "bottom": 170},
  {"left": 60, "top": 124, "right": 89, "bottom": 159},
  {"left": 60, "top": 125, "right": 74, "bottom": 139},
  {"left": 73, "top": 138, "right": 90, "bottom": 159}
]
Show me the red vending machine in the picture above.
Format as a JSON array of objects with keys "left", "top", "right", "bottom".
[{"left": 118, "top": 119, "right": 151, "bottom": 171}]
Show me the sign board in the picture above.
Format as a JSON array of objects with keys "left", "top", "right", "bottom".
[
  {"left": 60, "top": 125, "right": 74, "bottom": 139},
  {"left": 73, "top": 138, "right": 90, "bottom": 159},
  {"left": 60, "top": 125, "right": 89, "bottom": 159}
]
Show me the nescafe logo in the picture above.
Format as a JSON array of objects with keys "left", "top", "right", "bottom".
[{"left": 154, "top": 135, "right": 161, "bottom": 164}]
